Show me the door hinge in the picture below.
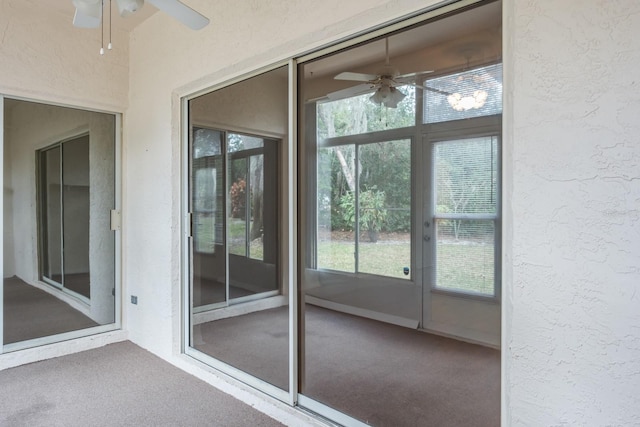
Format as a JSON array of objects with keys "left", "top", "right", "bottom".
[
  {"left": 110, "top": 209, "right": 121, "bottom": 231},
  {"left": 187, "top": 212, "right": 193, "bottom": 237}
]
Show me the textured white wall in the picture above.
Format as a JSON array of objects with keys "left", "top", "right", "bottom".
[
  {"left": 504, "top": 0, "right": 640, "bottom": 425},
  {"left": 0, "top": 0, "right": 129, "bottom": 110}
]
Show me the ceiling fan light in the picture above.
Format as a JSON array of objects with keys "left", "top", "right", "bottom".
[
  {"left": 447, "top": 93, "right": 464, "bottom": 111},
  {"left": 384, "top": 87, "right": 406, "bottom": 108},
  {"left": 369, "top": 88, "right": 385, "bottom": 105},
  {"left": 117, "top": 0, "right": 144, "bottom": 17},
  {"left": 370, "top": 85, "right": 405, "bottom": 108},
  {"left": 73, "top": 0, "right": 102, "bottom": 18},
  {"left": 447, "top": 90, "right": 488, "bottom": 112},
  {"left": 473, "top": 90, "right": 488, "bottom": 108}
]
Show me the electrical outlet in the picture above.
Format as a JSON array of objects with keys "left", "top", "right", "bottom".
[{"left": 131, "top": 295, "right": 138, "bottom": 305}]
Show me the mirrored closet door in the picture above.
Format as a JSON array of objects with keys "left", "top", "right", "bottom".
[{"left": 2, "top": 98, "right": 119, "bottom": 351}]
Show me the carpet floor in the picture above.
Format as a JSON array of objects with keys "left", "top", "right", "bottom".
[
  {"left": 194, "top": 304, "right": 500, "bottom": 427},
  {"left": 0, "top": 341, "right": 284, "bottom": 427},
  {"left": 3, "top": 277, "right": 98, "bottom": 344}
]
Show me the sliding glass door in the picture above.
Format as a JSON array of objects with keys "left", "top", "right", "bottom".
[
  {"left": 39, "top": 135, "right": 91, "bottom": 299},
  {"left": 182, "top": 2, "right": 502, "bottom": 425},
  {"left": 186, "top": 65, "right": 289, "bottom": 398}
]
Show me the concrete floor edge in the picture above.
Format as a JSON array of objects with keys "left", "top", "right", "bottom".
[
  {"left": 170, "top": 352, "right": 327, "bottom": 426},
  {"left": 0, "top": 330, "right": 129, "bottom": 371}
]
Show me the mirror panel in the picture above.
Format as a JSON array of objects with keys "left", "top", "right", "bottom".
[
  {"left": 188, "top": 65, "right": 289, "bottom": 393},
  {"left": 3, "top": 98, "right": 117, "bottom": 348}
]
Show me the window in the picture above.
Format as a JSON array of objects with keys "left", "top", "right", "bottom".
[
  {"left": 227, "top": 133, "right": 269, "bottom": 260},
  {"left": 317, "top": 139, "right": 411, "bottom": 279},
  {"left": 192, "top": 128, "right": 223, "bottom": 253},
  {"left": 192, "top": 129, "right": 274, "bottom": 260},
  {"left": 317, "top": 85, "right": 415, "bottom": 139},
  {"left": 424, "top": 63, "right": 503, "bottom": 124},
  {"left": 432, "top": 136, "right": 499, "bottom": 296}
]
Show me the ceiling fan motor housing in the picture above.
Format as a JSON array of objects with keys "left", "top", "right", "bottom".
[{"left": 117, "top": 0, "right": 145, "bottom": 17}]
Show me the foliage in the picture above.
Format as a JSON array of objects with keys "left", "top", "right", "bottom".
[
  {"left": 316, "top": 86, "right": 416, "bottom": 139},
  {"left": 339, "top": 187, "right": 388, "bottom": 241},
  {"left": 229, "top": 178, "right": 246, "bottom": 218}
]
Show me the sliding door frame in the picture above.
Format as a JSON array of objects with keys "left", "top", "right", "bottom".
[
  {"left": 181, "top": 61, "right": 294, "bottom": 404},
  {"left": 180, "top": 0, "right": 496, "bottom": 425},
  {"left": 1, "top": 95, "right": 123, "bottom": 354}
]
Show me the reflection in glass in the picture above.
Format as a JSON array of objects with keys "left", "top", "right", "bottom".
[
  {"left": 358, "top": 140, "right": 411, "bottom": 279},
  {"left": 228, "top": 157, "right": 247, "bottom": 257},
  {"left": 192, "top": 128, "right": 226, "bottom": 307},
  {"left": 188, "top": 66, "right": 288, "bottom": 392},
  {"left": 62, "top": 136, "right": 91, "bottom": 298},
  {"left": 40, "top": 147, "right": 63, "bottom": 284},
  {"left": 423, "top": 63, "right": 503, "bottom": 124},
  {"left": 3, "top": 98, "right": 117, "bottom": 347},
  {"left": 315, "top": 140, "right": 411, "bottom": 279},
  {"left": 316, "top": 146, "right": 355, "bottom": 273},
  {"left": 299, "top": 2, "right": 502, "bottom": 424},
  {"left": 433, "top": 136, "right": 498, "bottom": 296}
]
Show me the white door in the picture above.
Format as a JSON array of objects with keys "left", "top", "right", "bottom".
[{"left": 421, "top": 122, "right": 502, "bottom": 347}]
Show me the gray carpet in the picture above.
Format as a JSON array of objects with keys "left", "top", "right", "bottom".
[
  {"left": 195, "top": 304, "right": 500, "bottom": 427},
  {"left": 3, "top": 277, "right": 98, "bottom": 344},
  {"left": 194, "top": 305, "right": 290, "bottom": 390},
  {"left": 0, "top": 341, "right": 284, "bottom": 427}
]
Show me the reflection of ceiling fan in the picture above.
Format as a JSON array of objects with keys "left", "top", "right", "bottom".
[
  {"left": 72, "top": 0, "right": 209, "bottom": 30},
  {"left": 326, "top": 38, "right": 434, "bottom": 108}
]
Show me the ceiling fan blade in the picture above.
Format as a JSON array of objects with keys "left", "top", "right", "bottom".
[
  {"left": 325, "top": 83, "right": 375, "bottom": 101},
  {"left": 423, "top": 86, "right": 452, "bottom": 96},
  {"left": 72, "top": 0, "right": 102, "bottom": 28},
  {"left": 146, "top": 0, "right": 209, "bottom": 30},
  {"left": 396, "top": 70, "right": 434, "bottom": 79},
  {"left": 334, "top": 72, "right": 379, "bottom": 82}
]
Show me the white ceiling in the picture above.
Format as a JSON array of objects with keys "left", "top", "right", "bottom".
[{"left": 48, "top": 0, "right": 157, "bottom": 32}]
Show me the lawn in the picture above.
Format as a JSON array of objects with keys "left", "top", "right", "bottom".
[
  {"left": 195, "top": 217, "right": 494, "bottom": 295},
  {"left": 318, "top": 233, "right": 494, "bottom": 295}
]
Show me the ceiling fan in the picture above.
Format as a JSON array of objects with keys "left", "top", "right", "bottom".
[
  {"left": 72, "top": 0, "right": 209, "bottom": 30},
  {"left": 325, "top": 38, "right": 435, "bottom": 108}
]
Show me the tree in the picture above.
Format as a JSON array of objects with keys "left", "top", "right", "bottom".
[{"left": 315, "top": 86, "right": 415, "bottom": 234}]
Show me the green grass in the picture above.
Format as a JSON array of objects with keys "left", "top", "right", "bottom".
[
  {"left": 195, "top": 217, "right": 494, "bottom": 295},
  {"left": 194, "top": 215, "right": 263, "bottom": 260},
  {"left": 318, "top": 235, "right": 494, "bottom": 295},
  {"left": 318, "top": 240, "right": 411, "bottom": 279}
]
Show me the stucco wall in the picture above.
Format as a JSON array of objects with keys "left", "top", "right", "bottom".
[
  {"left": 504, "top": 0, "right": 640, "bottom": 425},
  {"left": 0, "top": 0, "right": 129, "bottom": 110}
]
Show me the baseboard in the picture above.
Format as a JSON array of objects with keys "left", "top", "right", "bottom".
[
  {"left": 193, "top": 295, "right": 287, "bottom": 324},
  {"left": 305, "top": 296, "right": 419, "bottom": 329}
]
